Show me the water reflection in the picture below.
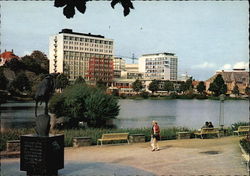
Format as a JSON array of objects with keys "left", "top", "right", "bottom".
[{"left": 0, "top": 99, "right": 248, "bottom": 130}]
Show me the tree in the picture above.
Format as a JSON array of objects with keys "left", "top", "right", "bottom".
[
  {"left": 49, "top": 84, "right": 120, "bottom": 128},
  {"left": 74, "top": 76, "right": 86, "bottom": 85},
  {"left": 179, "top": 82, "right": 188, "bottom": 93},
  {"left": 197, "top": 81, "right": 206, "bottom": 94},
  {"left": 5, "top": 58, "right": 24, "bottom": 72},
  {"left": 54, "top": 0, "right": 134, "bottom": 18},
  {"left": 132, "top": 79, "right": 143, "bottom": 93},
  {"left": 56, "top": 73, "right": 69, "bottom": 91},
  {"left": 21, "top": 55, "right": 43, "bottom": 74},
  {"left": 232, "top": 84, "right": 240, "bottom": 96},
  {"left": 11, "top": 73, "right": 31, "bottom": 92},
  {"left": 148, "top": 80, "right": 159, "bottom": 94},
  {"left": 30, "top": 50, "right": 49, "bottom": 73},
  {"left": 163, "top": 80, "right": 174, "bottom": 92},
  {"left": 0, "top": 71, "right": 9, "bottom": 90},
  {"left": 245, "top": 87, "right": 250, "bottom": 96},
  {"left": 208, "top": 74, "right": 227, "bottom": 96},
  {"left": 186, "top": 78, "right": 193, "bottom": 90},
  {"left": 96, "top": 79, "right": 107, "bottom": 90}
]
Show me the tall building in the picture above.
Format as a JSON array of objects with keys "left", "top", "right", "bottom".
[
  {"left": 49, "top": 29, "right": 114, "bottom": 83},
  {"left": 113, "top": 57, "right": 126, "bottom": 78},
  {"left": 139, "top": 52, "right": 178, "bottom": 80}
]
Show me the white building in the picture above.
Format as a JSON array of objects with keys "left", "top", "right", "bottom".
[
  {"left": 139, "top": 52, "right": 178, "bottom": 80},
  {"left": 49, "top": 29, "right": 114, "bottom": 82},
  {"left": 113, "top": 57, "right": 126, "bottom": 78}
]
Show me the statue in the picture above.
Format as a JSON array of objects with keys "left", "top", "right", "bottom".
[{"left": 34, "top": 73, "right": 58, "bottom": 136}]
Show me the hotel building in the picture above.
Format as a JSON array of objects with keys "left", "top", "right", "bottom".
[
  {"left": 138, "top": 52, "right": 178, "bottom": 81},
  {"left": 49, "top": 29, "right": 114, "bottom": 83}
]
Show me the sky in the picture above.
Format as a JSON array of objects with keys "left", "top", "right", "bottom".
[{"left": 0, "top": 1, "right": 249, "bottom": 80}]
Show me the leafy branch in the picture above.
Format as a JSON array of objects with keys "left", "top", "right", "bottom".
[{"left": 54, "top": 0, "right": 134, "bottom": 19}]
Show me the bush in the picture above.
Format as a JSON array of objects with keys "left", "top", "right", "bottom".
[
  {"left": 49, "top": 84, "right": 120, "bottom": 128},
  {"left": 0, "top": 129, "right": 35, "bottom": 151},
  {"left": 195, "top": 94, "right": 208, "bottom": 99},
  {"left": 140, "top": 91, "right": 149, "bottom": 99},
  {"left": 240, "top": 136, "right": 250, "bottom": 154}
]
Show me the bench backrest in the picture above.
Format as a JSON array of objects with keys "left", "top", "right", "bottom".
[
  {"left": 102, "top": 133, "right": 129, "bottom": 140},
  {"left": 201, "top": 128, "right": 219, "bottom": 133},
  {"left": 238, "top": 126, "right": 250, "bottom": 131}
]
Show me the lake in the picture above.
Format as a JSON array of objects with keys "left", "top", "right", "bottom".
[{"left": 0, "top": 99, "right": 248, "bottom": 131}]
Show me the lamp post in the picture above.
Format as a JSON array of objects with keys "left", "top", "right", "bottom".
[{"left": 219, "top": 94, "right": 225, "bottom": 130}]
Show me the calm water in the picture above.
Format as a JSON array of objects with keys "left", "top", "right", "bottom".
[{"left": 0, "top": 99, "right": 249, "bottom": 130}]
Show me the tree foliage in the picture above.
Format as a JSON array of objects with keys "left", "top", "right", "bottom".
[
  {"left": 49, "top": 84, "right": 120, "bottom": 128},
  {"left": 232, "top": 84, "right": 240, "bottom": 96},
  {"left": 56, "top": 73, "right": 70, "bottom": 90},
  {"left": 11, "top": 73, "right": 31, "bottom": 92},
  {"left": 163, "top": 80, "right": 174, "bottom": 92},
  {"left": 132, "top": 79, "right": 143, "bottom": 93},
  {"left": 30, "top": 50, "right": 49, "bottom": 73},
  {"left": 74, "top": 76, "right": 86, "bottom": 85},
  {"left": 208, "top": 74, "right": 227, "bottom": 96},
  {"left": 148, "top": 80, "right": 159, "bottom": 94},
  {"left": 0, "top": 71, "right": 8, "bottom": 90},
  {"left": 5, "top": 58, "right": 24, "bottom": 72},
  {"left": 54, "top": 0, "right": 134, "bottom": 18},
  {"left": 197, "top": 81, "right": 206, "bottom": 94}
]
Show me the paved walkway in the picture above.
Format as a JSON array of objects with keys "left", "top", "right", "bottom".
[{"left": 1, "top": 136, "right": 248, "bottom": 176}]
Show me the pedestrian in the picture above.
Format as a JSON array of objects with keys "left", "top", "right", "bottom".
[
  {"left": 151, "top": 120, "right": 160, "bottom": 151},
  {"left": 208, "top": 122, "right": 214, "bottom": 128}
]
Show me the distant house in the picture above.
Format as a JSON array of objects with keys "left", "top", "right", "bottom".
[
  {"left": 205, "top": 69, "right": 249, "bottom": 95},
  {"left": 0, "top": 49, "right": 19, "bottom": 66}
]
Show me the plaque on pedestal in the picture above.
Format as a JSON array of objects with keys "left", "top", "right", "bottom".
[{"left": 20, "top": 134, "right": 64, "bottom": 176}]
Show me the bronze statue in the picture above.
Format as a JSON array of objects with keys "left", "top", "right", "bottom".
[{"left": 34, "top": 73, "right": 58, "bottom": 136}]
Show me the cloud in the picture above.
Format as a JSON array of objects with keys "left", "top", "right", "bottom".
[
  {"left": 192, "top": 62, "right": 216, "bottom": 69},
  {"left": 23, "top": 51, "right": 31, "bottom": 56},
  {"left": 233, "top": 61, "right": 248, "bottom": 69},
  {"left": 221, "top": 64, "right": 232, "bottom": 70}
]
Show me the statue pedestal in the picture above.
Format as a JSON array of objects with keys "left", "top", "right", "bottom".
[{"left": 20, "top": 134, "right": 64, "bottom": 176}]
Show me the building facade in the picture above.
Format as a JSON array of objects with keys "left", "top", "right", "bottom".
[
  {"left": 113, "top": 57, "right": 126, "bottom": 78},
  {"left": 205, "top": 69, "right": 249, "bottom": 95},
  {"left": 0, "top": 49, "right": 19, "bottom": 66},
  {"left": 125, "top": 64, "right": 142, "bottom": 79},
  {"left": 138, "top": 52, "right": 178, "bottom": 81},
  {"left": 49, "top": 29, "right": 114, "bottom": 83}
]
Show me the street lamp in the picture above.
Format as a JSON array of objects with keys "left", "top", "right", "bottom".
[{"left": 219, "top": 94, "right": 225, "bottom": 129}]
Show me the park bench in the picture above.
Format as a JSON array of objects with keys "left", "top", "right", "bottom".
[
  {"left": 194, "top": 128, "right": 220, "bottom": 139},
  {"left": 233, "top": 126, "right": 250, "bottom": 136},
  {"left": 97, "top": 133, "right": 129, "bottom": 146}
]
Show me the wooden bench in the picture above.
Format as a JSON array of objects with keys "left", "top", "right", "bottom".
[
  {"left": 194, "top": 128, "right": 220, "bottom": 139},
  {"left": 233, "top": 126, "right": 250, "bottom": 136},
  {"left": 97, "top": 133, "right": 129, "bottom": 146}
]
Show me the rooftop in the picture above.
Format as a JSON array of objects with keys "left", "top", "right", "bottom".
[
  {"left": 59, "top": 29, "right": 105, "bottom": 39},
  {"left": 142, "top": 52, "right": 175, "bottom": 57}
]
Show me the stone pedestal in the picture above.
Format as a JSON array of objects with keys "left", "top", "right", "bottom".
[
  {"left": 129, "top": 134, "right": 145, "bottom": 143},
  {"left": 73, "top": 137, "right": 91, "bottom": 147},
  {"left": 177, "top": 132, "right": 191, "bottom": 139},
  {"left": 20, "top": 134, "right": 64, "bottom": 176}
]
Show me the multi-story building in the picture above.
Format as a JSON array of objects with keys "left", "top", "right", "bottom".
[
  {"left": 139, "top": 52, "right": 178, "bottom": 81},
  {"left": 49, "top": 29, "right": 114, "bottom": 83},
  {"left": 206, "top": 69, "right": 249, "bottom": 95},
  {"left": 125, "top": 64, "right": 142, "bottom": 79},
  {"left": 0, "top": 49, "right": 19, "bottom": 66},
  {"left": 113, "top": 57, "right": 126, "bottom": 78}
]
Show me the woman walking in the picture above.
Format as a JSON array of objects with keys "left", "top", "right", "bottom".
[{"left": 151, "top": 120, "right": 160, "bottom": 151}]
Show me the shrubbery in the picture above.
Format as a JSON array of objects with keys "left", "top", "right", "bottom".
[
  {"left": 240, "top": 136, "right": 250, "bottom": 154},
  {"left": 49, "top": 84, "right": 120, "bottom": 128}
]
